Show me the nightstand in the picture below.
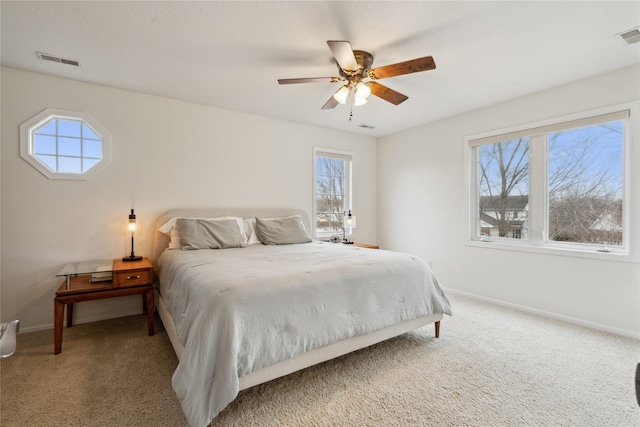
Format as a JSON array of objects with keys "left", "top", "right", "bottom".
[
  {"left": 54, "top": 257, "right": 154, "bottom": 354},
  {"left": 353, "top": 243, "right": 380, "bottom": 249}
]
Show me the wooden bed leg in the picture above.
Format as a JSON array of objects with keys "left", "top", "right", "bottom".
[{"left": 434, "top": 321, "right": 440, "bottom": 338}]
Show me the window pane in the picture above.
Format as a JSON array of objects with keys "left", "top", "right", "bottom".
[
  {"left": 329, "top": 213, "right": 343, "bottom": 232},
  {"left": 315, "top": 213, "right": 330, "bottom": 233},
  {"left": 36, "top": 154, "right": 57, "bottom": 171},
  {"left": 547, "top": 121, "right": 624, "bottom": 246},
  {"left": 58, "top": 137, "right": 81, "bottom": 156},
  {"left": 82, "top": 158, "right": 101, "bottom": 172},
  {"left": 58, "top": 156, "right": 82, "bottom": 173},
  {"left": 316, "top": 157, "right": 345, "bottom": 232},
  {"left": 34, "top": 135, "right": 57, "bottom": 155},
  {"left": 36, "top": 120, "right": 57, "bottom": 135},
  {"left": 477, "top": 138, "right": 529, "bottom": 239},
  {"left": 82, "top": 123, "right": 100, "bottom": 140},
  {"left": 315, "top": 155, "right": 348, "bottom": 235},
  {"left": 83, "top": 139, "right": 102, "bottom": 158},
  {"left": 57, "top": 119, "right": 82, "bottom": 137},
  {"left": 316, "top": 157, "right": 328, "bottom": 176}
]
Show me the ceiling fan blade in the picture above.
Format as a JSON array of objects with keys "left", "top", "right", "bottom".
[
  {"left": 322, "top": 88, "right": 342, "bottom": 110},
  {"left": 368, "top": 56, "right": 436, "bottom": 80},
  {"left": 327, "top": 40, "right": 358, "bottom": 73},
  {"left": 321, "top": 93, "right": 340, "bottom": 110},
  {"left": 368, "top": 82, "right": 409, "bottom": 105},
  {"left": 278, "top": 77, "right": 341, "bottom": 85},
  {"left": 322, "top": 85, "right": 345, "bottom": 109}
]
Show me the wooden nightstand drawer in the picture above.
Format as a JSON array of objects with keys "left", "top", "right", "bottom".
[
  {"left": 113, "top": 269, "right": 151, "bottom": 287},
  {"left": 112, "top": 257, "right": 153, "bottom": 288}
]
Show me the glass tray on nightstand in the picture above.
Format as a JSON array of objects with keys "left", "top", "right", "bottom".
[{"left": 56, "top": 260, "right": 114, "bottom": 289}]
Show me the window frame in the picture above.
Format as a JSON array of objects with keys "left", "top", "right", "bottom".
[
  {"left": 20, "top": 108, "right": 111, "bottom": 180},
  {"left": 313, "top": 147, "right": 354, "bottom": 239},
  {"left": 464, "top": 102, "right": 638, "bottom": 262}
]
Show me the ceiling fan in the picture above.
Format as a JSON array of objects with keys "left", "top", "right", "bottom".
[{"left": 278, "top": 40, "right": 436, "bottom": 110}]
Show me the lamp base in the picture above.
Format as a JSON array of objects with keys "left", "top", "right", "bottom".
[
  {"left": 122, "top": 255, "right": 143, "bottom": 262},
  {"left": 342, "top": 240, "right": 354, "bottom": 244}
]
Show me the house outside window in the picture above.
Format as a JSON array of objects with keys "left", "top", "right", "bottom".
[
  {"left": 466, "top": 104, "right": 634, "bottom": 259},
  {"left": 20, "top": 108, "right": 111, "bottom": 180},
  {"left": 479, "top": 194, "right": 529, "bottom": 240},
  {"left": 313, "top": 148, "right": 353, "bottom": 239}
]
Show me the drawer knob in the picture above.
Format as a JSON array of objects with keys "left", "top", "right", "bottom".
[{"left": 127, "top": 275, "right": 141, "bottom": 280}]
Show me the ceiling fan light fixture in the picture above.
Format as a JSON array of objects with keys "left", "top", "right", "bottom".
[
  {"left": 354, "top": 82, "right": 371, "bottom": 100},
  {"left": 333, "top": 85, "right": 350, "bottom": 104},
  {"left": 353, "top": 97, "right": 367, "bottom": 106}
]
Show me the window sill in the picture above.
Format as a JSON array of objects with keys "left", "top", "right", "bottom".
[{"left": 465, "top": 240, "right": 636, "bottom": 263}]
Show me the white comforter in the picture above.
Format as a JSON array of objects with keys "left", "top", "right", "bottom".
[{"left": 158, "top": 241, "right": 452, "bottom": 427}]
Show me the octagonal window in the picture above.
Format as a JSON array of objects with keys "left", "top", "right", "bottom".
[{"left": 20, "top": 109, "right": 111, "bottom": 180}]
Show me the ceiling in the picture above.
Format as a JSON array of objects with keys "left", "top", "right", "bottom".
[{"left": 2, "top": 1, "right": 639, "bottom": 137}]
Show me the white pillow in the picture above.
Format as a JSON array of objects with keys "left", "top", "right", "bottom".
[
  {"left": 159, "top": 216, "right": 246, "bottom": 249},
  {"left": 175, "top": 218, "right": 246, "bottom": 250},
  {"left": 243, "top": 218, "right": 261, "bottom": 245},
  {"left": 254, "top": 215, "right": 312, "bottom": 245}
]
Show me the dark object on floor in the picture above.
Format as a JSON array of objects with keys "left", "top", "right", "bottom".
[{"left": 636, "top": 363, "right": 640, "bottom": 406}]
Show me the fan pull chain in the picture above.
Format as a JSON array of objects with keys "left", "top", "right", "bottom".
[{"left": 349, "top": 92, "right": 354, "bottom": 122}]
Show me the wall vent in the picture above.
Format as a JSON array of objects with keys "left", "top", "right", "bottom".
[
  {"left": 36, "top": 52, "right": 80, "bottom": 66},
  {"left": 619, "top": 27, "right": 640, "bottom": 45}
]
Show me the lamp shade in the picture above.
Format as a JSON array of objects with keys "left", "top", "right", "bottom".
[
  {"left": 353, "top": 97, "right": 367, "bottom": 106},
  {"left": 333, "top": 85, "right": 350, "bottom": 104},
  {"left": 127, "top": 209, "right": 137, "bottom": 230},
  {"left": 345, "top": 210, "right": 356, "bottom": 229},
  {"left": 354, "top": 82, "right": 371, "bottom": 99}
]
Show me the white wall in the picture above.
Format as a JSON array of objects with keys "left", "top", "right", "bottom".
[
  {"left": 378, "top": 65, "right": 640, "bottom": 337},
  {"left": 1, "top": 67, "right": 377, "bottom": 332}
]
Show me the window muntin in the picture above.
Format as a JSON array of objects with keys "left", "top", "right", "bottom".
[
  {"left": 20, "top": 109, "right": 111, "bottom": 180},
  {"left": 313, "top": 148, "right": 353, "bottom": 238},
  {"left": 468, "top": 107, "right": 630, "bottom": 256}
]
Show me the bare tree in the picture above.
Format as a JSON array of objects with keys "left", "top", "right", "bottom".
[
  {"left": 315, "top": 157, "right": 345, "bottom": 232},
  {"left": 478, "top": 138, "right": 529, "bottom": 238},
  {"left": 546, "top": 126, "right": 623, "bottom": 244}
]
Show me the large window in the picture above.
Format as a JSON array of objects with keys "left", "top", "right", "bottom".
[
  {"left": 313, "top": 148, "right": 353, "bottom": 239},
  {"left": 20, "top": 108, "right": 110, "bottom": 180},
  {"left": 467, "top": 106, "right": 632, "bottom": 257}
]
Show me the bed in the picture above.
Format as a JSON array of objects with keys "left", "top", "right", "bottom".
[{"left": 151, "top": 208, "right": 452, "bottom": 427}]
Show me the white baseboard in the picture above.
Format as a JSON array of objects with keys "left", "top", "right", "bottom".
[
  {"left": 17, "top": 309, "right": 145, "bottom": 334},
  {"left": 445, "top": 288, "right": 640, "bottom": 340}
]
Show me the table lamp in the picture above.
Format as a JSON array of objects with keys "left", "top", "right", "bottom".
[
  {"left": 123, "top": 208, "right": 142, "bottom": 262},
  {"left": 342, "top": 210, "right": 356, "bottom": 244}
]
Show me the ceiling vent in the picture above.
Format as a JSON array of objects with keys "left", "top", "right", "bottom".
[
  {"left": 618, "top": 27, "right": 640, "bottom": 45},
  {"left": 36, "top": 52, "right": 80, "bottom": 66}
]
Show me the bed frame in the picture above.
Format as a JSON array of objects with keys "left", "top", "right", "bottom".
[{"left": 151, "top": 208, "right": 443, "bottom": 391}]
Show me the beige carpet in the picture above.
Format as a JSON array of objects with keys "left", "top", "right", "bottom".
[{"left": 1, "top": 294, "right": 638, "bottom": 426}]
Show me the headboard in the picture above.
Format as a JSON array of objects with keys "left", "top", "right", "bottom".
[{"left": 151, "top": 208, "right": 311, "bottom": 265}]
